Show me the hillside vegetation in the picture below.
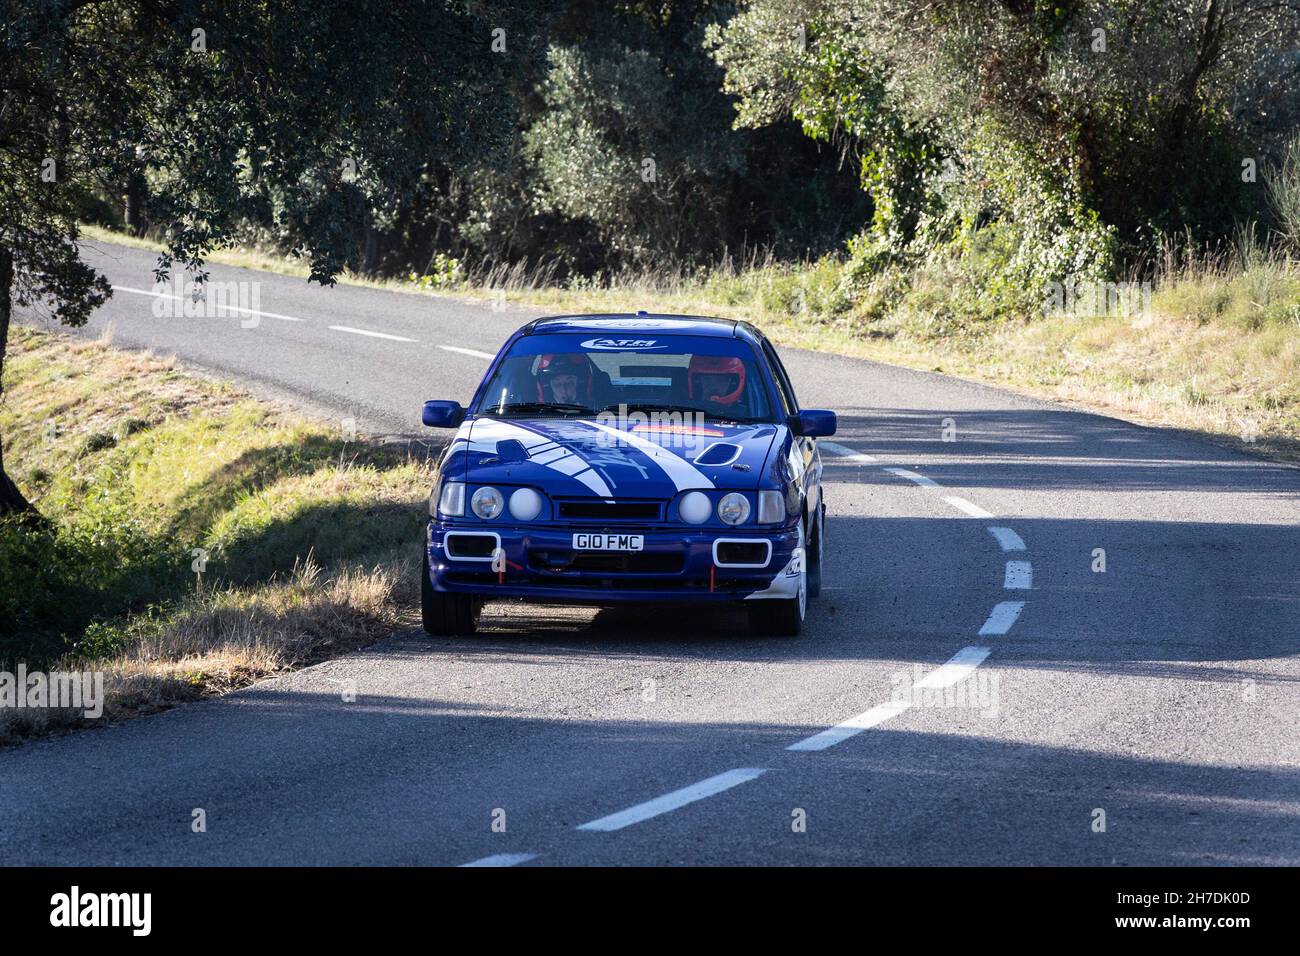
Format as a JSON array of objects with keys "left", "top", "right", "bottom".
[{"left": 0, "top": 327, "right": 431, "bottom": 743}]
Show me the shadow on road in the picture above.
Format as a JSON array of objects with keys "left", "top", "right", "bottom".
[{"left": 2, "top": 681, "right": 1295, "bottom": 866}]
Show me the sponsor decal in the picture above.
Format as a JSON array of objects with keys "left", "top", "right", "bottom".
[{"left": 579, "top": 337, "right": 665, "bottom": 351}]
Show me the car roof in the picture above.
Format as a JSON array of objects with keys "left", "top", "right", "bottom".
[{"left": 523, "top": 313, "right": 752, "bottom": 339}]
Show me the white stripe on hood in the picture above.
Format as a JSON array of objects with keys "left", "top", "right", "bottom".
[
  {"left": 580, "top": 419, "right": 715, "bottom": 491},
  {"left": 468, "top": 419, "right": 613, "bottom": 496}
]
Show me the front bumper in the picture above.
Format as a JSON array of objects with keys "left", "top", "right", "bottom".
[{"left": 427, "top": 520, "right": 802, "bottom": 604}]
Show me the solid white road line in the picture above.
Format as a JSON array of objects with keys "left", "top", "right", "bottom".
[
  {"left": 787, "top": 700, "right": 912, "bottom": 752},
  {"left": 916, "top": 646, "right": 991, "bottom": 687},
  {"left": 328, "top": 325, "right": 417, "bottom": 343},
  {"left": 459, "top": 852, "right": 538, "bottom": 867},
  {"left": 979, "top": 601, "right": 1026, "bottom": 636},
  {"left": 987, "top": 526, "right": 1026, "bottom": 552},
  {"left": 1003, "top": 560, "right": 1033, "bottom": 590},
  {"left": 943, "top": 495, "right": 994, "bottom": 519},
  {"left": 439, "top": 345, "right": 494, "bottom": 359},
  {"left": 885, "top": 466, "right": 940, "bottom": 488},
  {"left": 577, "top": 768, "right": 767, "bottom": 832},
  {"left": 111, "top": 284, "right": 305, "bottom": 322},
  {"left": 820, "top": 441, "right": 878, "bottom": 463}
]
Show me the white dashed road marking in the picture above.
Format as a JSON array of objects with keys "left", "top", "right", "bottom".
[
  {"left": 987, "top": 526, "right": 1026, "bottom": 551},
  {"left": 916, "top": 646, "right": 991, "bottom": 687},
  {"left": 577, "top": 768, "right": 767, "bottom": 832},
  {"left": 786, "top": 642, "right": 994, "bottom": 753},
  {"left": 328, "top": 325, "right": 418, "bottom": 342},
  {"left": 111, "top": 284, "right": 305, "bottom": 322},
  {"left": 116, "top": 285, "right": 505, "bottom": 360},
  {"left": 1003, "top": 560, "right": 1033, "bottom": 590},
  {"left": 819, "top": 441, "right": 878, "bottom": 463},
  {"left": 979, "top": 601, "right": 1026, "bottom": 636},
  {"left": 788, "top": 700, "right": 912, "bottom": 752},
  {"left": 459, "top": 853, "right": 538, "bottom": 867},
  {"left": 943, "top": 495, "right": 995, "bottom": 519},
  {"left": 784, "top": 442, "right": 1028, "bottom": 759},
  {"left": 885, "top": 466, "right": 940, "bottom": 488},
  {"left": 439, "top": 345, "right": 494, "bottom": 359}
]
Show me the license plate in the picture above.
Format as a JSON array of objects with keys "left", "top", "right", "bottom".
[{"left": 572, "top": 533, "right": 644, "bottom": 552}]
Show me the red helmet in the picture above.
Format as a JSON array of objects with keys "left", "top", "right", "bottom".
[
  {"left": 687, "top": 355, "right": 746, "bottom": 406},
  {"left": 536, "top": 353, "right": 592, "bottom": 401}
]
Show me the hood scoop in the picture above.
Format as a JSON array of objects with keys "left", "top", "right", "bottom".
[
  {"left": 495, "top": 439, "right": 530, "bottom": 463},
  {"left": 693, "top": 442, "right": 743, "bottom": 467}
]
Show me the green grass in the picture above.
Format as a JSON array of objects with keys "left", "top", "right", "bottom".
[{"left": 0, "top": 327, "right": 434, "bottom": 743}]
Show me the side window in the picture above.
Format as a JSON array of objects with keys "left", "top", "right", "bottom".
[{"left": 761, "top": 340, "right": 799, "bottom": 416}]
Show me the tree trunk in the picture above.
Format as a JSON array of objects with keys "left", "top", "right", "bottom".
[
  {"left": 0, "top": 247, "right": 41, "bottom": 520},
  {"left": 124, "top": 171, "right": 149, "bottom": 237}
]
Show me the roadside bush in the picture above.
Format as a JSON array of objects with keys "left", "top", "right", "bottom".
[
  {"left": 1266, "top": 134, "right": 1300, "bottom": 253},
  {"left": 0, "top": 519, "right": 78, "bottom": 665}
]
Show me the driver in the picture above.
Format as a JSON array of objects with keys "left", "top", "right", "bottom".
[
  {"left": 537, "top": 354, "right": 590, "bottom": 406},
  {"left": 687, "top": 354, "right": 747, "bottom": 416}
]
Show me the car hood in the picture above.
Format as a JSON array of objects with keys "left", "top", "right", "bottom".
[{"left": 441, "top": 416, "right": 780, "bottom": 497}]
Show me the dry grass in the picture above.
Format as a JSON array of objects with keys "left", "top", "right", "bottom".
[
  {"left": 0, "top": 555, "right": 403, "bottom": 743},
  {"left": 2, "top": 570, "right": 420, "bottom": 745},
  {"left": 1, "top": 328, "right": 431, "bottom": 746}
]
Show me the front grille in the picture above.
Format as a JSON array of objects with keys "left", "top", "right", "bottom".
[
  {"left": 556, "top": 499, "right": 663, "bottom": 521},
  {"left": 528, "top": 551, "right": 684, "bottom": 574}
]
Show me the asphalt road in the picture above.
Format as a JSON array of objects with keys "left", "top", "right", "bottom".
[{"left": 5, "top": 240, "right": 1300, "bottom": 866}]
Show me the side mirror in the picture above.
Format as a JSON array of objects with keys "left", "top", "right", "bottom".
[
  {"left": 791, "top": 409, "right": 836, "bottom": 438},
  {"left": 422, "top": 400, "right": 466, "bottom": 428}
]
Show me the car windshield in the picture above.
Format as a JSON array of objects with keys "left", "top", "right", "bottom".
[{"left": 476, "top": 333, "right": 775, "bottom": 423}]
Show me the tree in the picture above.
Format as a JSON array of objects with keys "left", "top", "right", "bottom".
[
  {"left": 710, "top": 0, "right": 1300, "bottom": 278},
  {"left": 0, "top": 0, "right": 538, "bottom": 517}
]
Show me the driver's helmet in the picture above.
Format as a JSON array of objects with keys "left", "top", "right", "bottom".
[
  {"left": 535, "top": 353, "right": 592, "bottom": 402},
  {"left": 687, "top": 354, "right": 746, "bottom": 406}
]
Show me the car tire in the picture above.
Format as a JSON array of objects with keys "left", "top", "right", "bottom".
[
  {"left": 421, "top": 546, "right": 480, "bottom": 636},
  {"left": 747, "top": 555, "right": 806, "bottom": 637},
  {"left": 806, "top": 500, "right": 824, "bottom": 598}
]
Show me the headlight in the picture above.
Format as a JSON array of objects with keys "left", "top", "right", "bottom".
[
  {"left": 437, "top": 481, "right": 465, "bottom": 517},
  {"left": 757, "top": 489, "right": 785, "bottom": 524},
  {"left": 471, "top": 486, "right": 505, "bottom": 520},
  {"left": 508, "top": 487, "right": 543, "bottom": 521},
  {"left": 679, "top": 490, "right": 712, "bottom": 525},
  {"left": 717, "top": 492, "right": 751, "bottom": 525}
]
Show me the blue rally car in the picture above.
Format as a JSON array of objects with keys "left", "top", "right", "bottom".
[{"left": 420, "top": 314, "right": 836, "bottom": 636}]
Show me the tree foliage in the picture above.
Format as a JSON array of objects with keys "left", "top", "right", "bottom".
[
  {"left": 710, "top": 0, "right": 1300, "bottom": 293},
  {"left": 0, "top": 0, "right": 542, "bottom": 513}
]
